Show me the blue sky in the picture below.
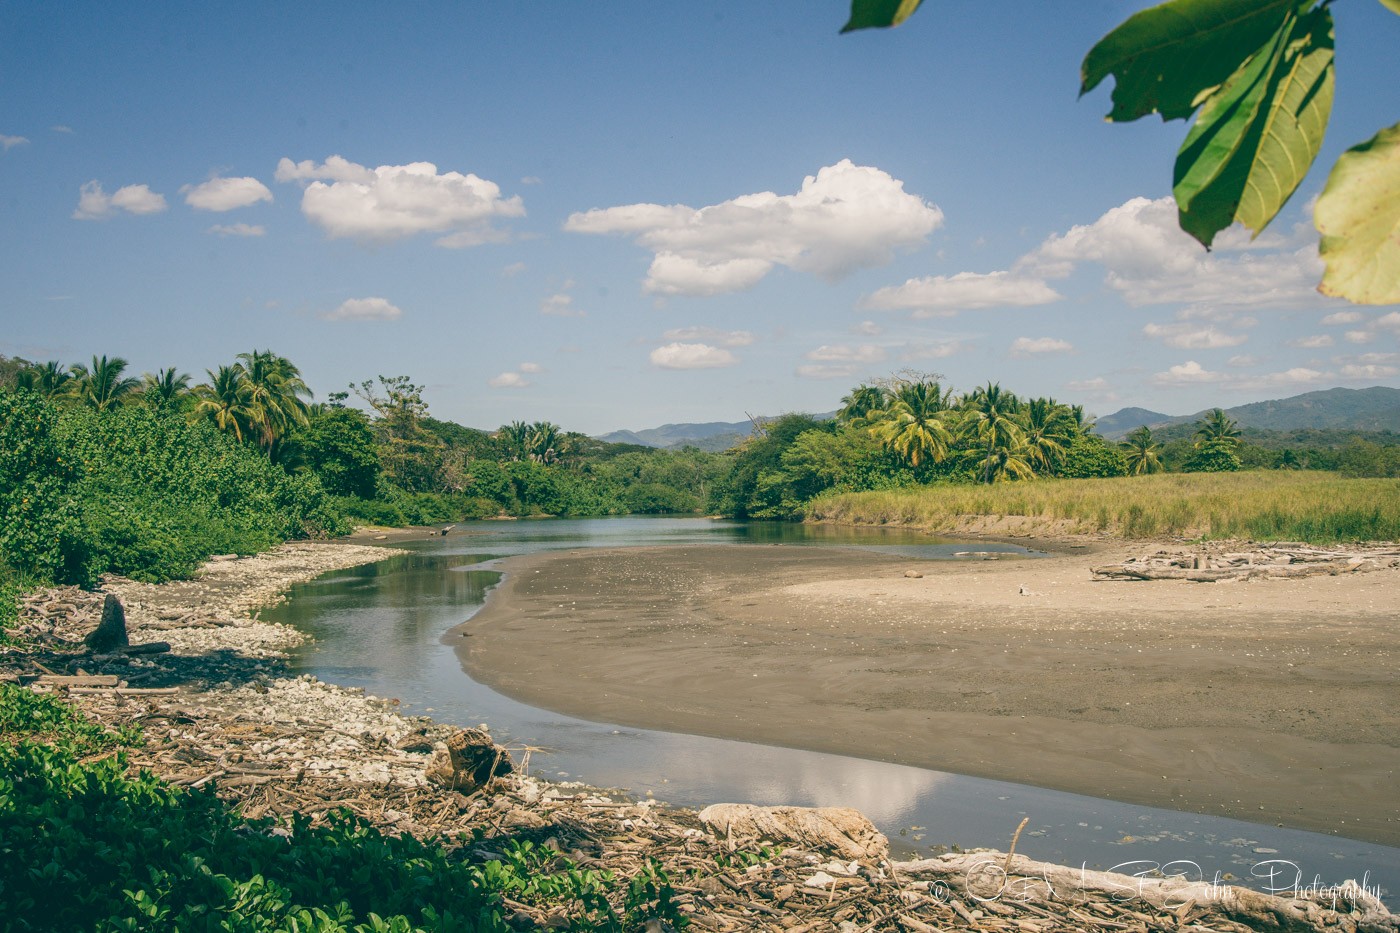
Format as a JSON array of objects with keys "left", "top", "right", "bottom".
[{"left": 2, "top": 1, "right": 1398, "bottom": 434}]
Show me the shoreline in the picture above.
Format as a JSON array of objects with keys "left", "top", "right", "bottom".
[
  {"left": 458, "top": 538, "right": 1400, "bottom": 848},
  {"left": 5, "top": 538, "right": 1397, "bottom": 929}
]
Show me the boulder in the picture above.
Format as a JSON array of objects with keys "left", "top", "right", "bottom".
[
  {"left": 84, "top": 594, "right": 129, "bottom": 653},
  {"left": 425, "top": 728, "right": 513, "bottom": 793},
  {"left": 697, "top": 803, "right": 888, "bottom": 862}
]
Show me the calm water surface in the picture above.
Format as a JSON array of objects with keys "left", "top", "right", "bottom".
[{"left": 265, "top": 517, "right": 1397, "bottom": 900}]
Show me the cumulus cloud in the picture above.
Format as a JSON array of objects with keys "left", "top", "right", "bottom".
[
  {"left": 1341, "top": 364, "right": 1399, "bottom": 380},
  {"left": 1142, "top": 322, "right": 1247, "bottom": 349},
  {"left": 519, "top": 362, "right": 543, "bottom": 373},
  {"left": 1322, "top": 310, "right": 1364, "bottom": 325},
  {"left": 1010, "top": 336, "right": 1073, "bottom": 357},
  {"left": 50, "top": 125, "right": 74, "bottom": 134},
  {"left": 1377, "top": 312, "right": 1400, "bottom": 331},
  {"left": 208, "top": 223, "right": 266, "bottom": 237},
  {"left": 796, "top": 363, "right": 860, "bottom": 380},
  {"left": 1288, "top": 334, "right": 1333, "bottom": 349},
  {"left": 1345, "top": 330, "right": 1374, "bottom": 344},
  {"left": 662, "top": 327, "right": 755, "bottom": 347},
  {"left": 862, "top": 271, "right": 1061, "bottom": 316},
  {"left": 649, "top": 342, "right": 738, "bottom": 369},
  {"left": 1, "top": 134, "right": 29, "bottom": 152},
  {"left": 502, "top": 261, "right": 527, "bottom": 277},
  {"left": 565, "top": 160, "right": 942, "bottom": 296},
  {"left": 805, "top": 344, "right": 886, "bottom": 363},
  {"left": 1021, "top": 196, "right": 1326, "bottom": 308},
  {"left": 489, "top": 371, "right": 530, "bottom": 388},
  {"left": 1228, "top": 355, "right": 1259, "bottom": 367},
  {"left": 854, "top": 320, "right": 883, "bottom": 336},
  {"left": 276, "top": 155, "right": 523, "bottom": 245},
  {"left": 1067, "top": 377, "right": 1109, "bottom": 392},
  {"left": 1240, "top": 367, "right": 1327, "bottom": 390},
  {"left": 322, "top": 297, "right": 403, "bottom": 321},
  {"left": 1151, "top": 360, "right": 1222, "bottom": 386},
  {"left": 72, "top": 181, "right": 167, "bottom": 220},
  {"left": 1153, "top": 359, "right": 1328, "bottom": 389},
  {"left": 182, "top": 176, "right": 273, "bottom": 211},
  {"left": 900, "top": 340, "right": 964, "bottom": 361},
  {"left": 540, "top": 292, "right": 584, "bottom": 317}
]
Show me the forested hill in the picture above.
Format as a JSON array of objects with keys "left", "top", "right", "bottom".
[{"left": 1095, "top": 387, "right": 1400, "bottom": 439}]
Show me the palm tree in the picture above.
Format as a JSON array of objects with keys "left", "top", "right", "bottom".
[
  {"left": 1194, "top": 408, "right": 1241, "bottom": 447},
  {"left": 961, "top": 382, "right": 1026, "bottom": 483},
  {"left": 978, "top": 438, "right": 1038, "bottom": 483},
  {"left": 16, "top": 361, "right": 74, "bottom": 400},
  {"left": 527, "top": 421, "right": 563, "bottom": 464},
  {"left": 498, "top": 421, "right": 531, "bottom": 461},
  {"left": 1021, "top": 397, "right": 1077, "bottom": 473},
  {"left": 141, "top": 367, "right": 191, "bottom": 410},
  {"left": 70, "top": 355, "right": 140, "bottom": 411},
  {"left": 190, "top": 366, "right": 256, "bottom": 442},
  {"left": 869, "top": 381, "right": 954, "bottom": 468},
  {"left": 1120, "top": 426, "right": 1165, "bottom": 475},
  {"left": 236, "top": 350, "right": 312, "bottom": 458},
  {"left": 838, "top": 384, "right": 888, "bottom": 426}
]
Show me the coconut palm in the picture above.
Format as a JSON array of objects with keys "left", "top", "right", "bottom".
[
  {"left": 869, "top": 380, "right": 955, "bottom": 468},
  {"left": 16, "top": 361, "right": 74, "bottom": 400},
  {"left": 961, "top": 382, "right": 1026, "bottom": 483},
  {"left": 1021, "top": 397, "right": 1077, "bottom": 472},
  {"left": 527, "top": 421, "right": 562, "bottom": 464},
  {"left": 141, "top": 367, "right": 191, "bottom": 410},
  {"left": 70, "top": 355, "right": 140, "bottom": 411},
  {"left": 498, "top": 421, "right": 531, "bottom": 460},
  {"left": 1194, "top": 408, "right": 1241, "bottom": 447},
  {"left": 978, "top": 438, "right": 1038, "bottom": 483},
  {"left": 1120, "top": 426, "right": 1165, "bottom": 475},
  {"left": 190, "top": 365, "right": 257, "bottom": 442},
  {"left": 236, "top": 350, "right": 312, "bottom": 458},
  {"left": 838, "top": 384, "right": 888, "bottom": 426}
]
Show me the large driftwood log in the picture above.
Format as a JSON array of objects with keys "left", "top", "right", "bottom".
[
  {"left": 1092, "top": 544, "right": 1400, "bottom": 583},
  {"left": 897, "top": 851, "right": 1399, "bottom": 933},
  {"left": 698, "top": 803, "right": 889, "bottom": 862}
]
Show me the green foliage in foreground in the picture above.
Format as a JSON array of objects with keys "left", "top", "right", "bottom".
[
  {"left": 0, "top": 685, "right": 687, "bottom": 932},
  {"left": 810, "top": 471, "right": 1400, "bottom": 544},
  {"left": 843, "top": 0, "right": 1400, "bottom": 305}
]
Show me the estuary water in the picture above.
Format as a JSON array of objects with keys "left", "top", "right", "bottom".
[{"left": 264, "top": 516, "right": 1398, "bottom": 900}]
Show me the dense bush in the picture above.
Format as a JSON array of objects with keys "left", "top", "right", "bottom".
[
  {"left": 1053, "top": 434, "right": 1128, "bottom": 479},
  {"left": 0, "top": 685, "right": 686, "bottom": 932}
]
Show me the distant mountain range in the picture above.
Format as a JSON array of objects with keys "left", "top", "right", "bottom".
[
  {"left": 601, "top": 387, "right": 1400, "bottom": 450},
  {"left": 1093, "top": 386, "right": 1400, "bottom": 440}
]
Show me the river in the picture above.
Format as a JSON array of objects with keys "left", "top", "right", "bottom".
[{"left": 263, "top": 516, "right": 1398, "bottom": 899}]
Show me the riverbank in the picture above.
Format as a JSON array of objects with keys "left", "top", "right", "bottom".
[
  {"left": 4, "top": 540, "right": 1397, "bottom": 930},
  {"left": 460, "top": 540, "right": 1400, "bottom": 848}
]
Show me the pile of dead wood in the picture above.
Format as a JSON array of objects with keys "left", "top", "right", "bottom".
[{"left": 1092, "top": 542, "right": 1400, "bottom": 583}]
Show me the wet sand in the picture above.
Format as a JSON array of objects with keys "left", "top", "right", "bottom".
[{"left": 458, "top": 541, "right": 1400, "bottom": 846}]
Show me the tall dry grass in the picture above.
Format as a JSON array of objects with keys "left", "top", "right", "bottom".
[{"left": 807, "top": 472, "right": 1400, "bottom": 543}]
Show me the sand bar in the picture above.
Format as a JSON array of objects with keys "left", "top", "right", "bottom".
[{"left": 458, "top": 540, "right": 1400, "bottom": 846}]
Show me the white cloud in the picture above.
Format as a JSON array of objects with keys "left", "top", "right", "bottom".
[
  {"left": 1142, "top": 322, "right": 1247, "bottom": 349},
  {"left": 854, "top": 320, "right": 883, "bottom": 336},
  {"left": 805, "top": 344, "right": 886, "bottom": 363},
  {"left": 520, "top": 176, "right": 542, "bottom": 185},
  {"left": 862, "top": 271, "right": 1061, "bottom": 315},
  {"left": 489, "top": 371, "right": 531, "bottom": 388},
  {"left": 1322, "top": 310, "right": 1364, "bottom": 325},
  {"left": 649, "top": 342, "right": 738, "bottom": 369},
  {"left": 1376, "top": 312, "right": 1400, "bottom": 331},
  {"left": 1010, "top": 336, "right": 1073, "bottom": 357},
  {"left": 1151, "top": 360, "right": 1222, "bottom": 386},
  {"left": 1228, "top": 354, "right": 1259, "bottom": 367},
  {"left": 502, "top": 261, "right": 527, "bottom": 277},
  {"left": 1345, "top": 330, "right": 1374, "bottom": 344},
  {"left": 540, "top": 292, "right": 584, "bottom": 317},
  {"left": 0, "top": 134, "right": 29, "bottom": 152},
  {"left": 182, "top": 176, "right": 273, "bottom": 211},
  {"left": 1067, "top": 377, "right": 1109, "bottom": 392},
  {"left": 208, "top": 223, "right": 266, "bottom": 237},
  {"left": 662, "top": 327, "right": 755, "bottom": 347},
  {"left": 796, "top": 363, "right": 859, "bottom": 380},
  {"left": 1239, "top": 367, "right": 1327, "bottom": 390},
  {"left": 518, "top": 362, "right": 542, "bottom": 373},
  {"left": 565, "top": 160, "right": 941, "bottom": 296},
  {"left": 276, "top": 155, "right": 523, "bottom": 245},
  {"left": 1021, "top": 196, "right": 1327, "bottom": 309},
  {"left": 1341, "top": 364, "right": 1399, "bottom": 380},
  {"left": 72, "top": 181, "right": 167, "bottom": 220},
  {"left": 50, "top": 125, "right": 73, "bottom": 135},
  {"left": 1288, "top": 334, "right": 1333, "bottom": 349},
  {"left": 322, "top": 296, "right": 403, "bottom": 321}
]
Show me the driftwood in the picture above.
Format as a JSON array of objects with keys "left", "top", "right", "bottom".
[
  {"left": 1093, "top": 542, "right": 1400, "bottom": 583},
  {"left": 698, "top": 804, "right": 889, "bottom": 862}
]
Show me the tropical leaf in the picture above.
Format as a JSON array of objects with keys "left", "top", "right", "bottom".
[
  {"left": 841, "top": 0, "right": 924, "bottom": 33},
  {"left": 1172, "top": 6, "right": 1333, "bottom": 247},
  {"left": 1380, "top": 0, "right": 1400, "bottom": 16},
  {"left": 1080, "top": 0, "right": 1307, "bottom": 123},
  {"left": 1317, "top": 122, "right": 1400, "bottom": 304}
]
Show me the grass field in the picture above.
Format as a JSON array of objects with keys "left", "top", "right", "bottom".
[{"left": 807, "top": 471, "right": 1400, "bottom": 543}]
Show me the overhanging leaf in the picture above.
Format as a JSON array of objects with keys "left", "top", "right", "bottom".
[
  {"left": 1317, "top": 122, "right": 1400, "bottom": 304},
  {"left": 1380, "top": 0, "right": 1400, "bottom": 16},
  {"left": 1081, "top": 0, "right": 1307, "bottom": 123},
  {"left": 841, "top": 0, "right": 925, "bottom": 33},
  {"left": 1171, "top": 6, "right": 1333, "bottom": 247}
]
